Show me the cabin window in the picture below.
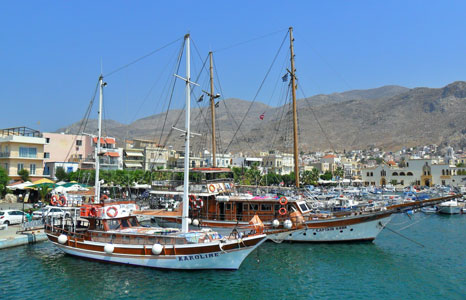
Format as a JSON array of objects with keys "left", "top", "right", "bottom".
[
  {"left": 243, "top": 204, "right": 249, "bottom": 211},
  {"left": 120, "top": 219, "right": 130, "bottom": 228},
  {"left": 225, "top": 203, "right": 232, "bottom": 210},
  {"left": 249, "top": 204, "right": 259, "bottom": 211},
  {"left": 107, "top": 219, "right": 120, "bottom": 230},
  {"left": 260, "top": 204, "right": 272, "bottom": 211},
  {"left": 129, "top": 217, "right": 139, "bottom": 227},
  {"left": 274, "top": 204, "right": 281, "bottom": 212},
  {"left": 122, "top": 235, "right": 130, "bottom": 243},
  {"left": 299, "top": 203, "right": 309, "bottom": 212}
]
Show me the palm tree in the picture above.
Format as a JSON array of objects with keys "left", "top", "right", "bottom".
[{"left": 37, "top": 184, "right": 52, "bottom": 202}]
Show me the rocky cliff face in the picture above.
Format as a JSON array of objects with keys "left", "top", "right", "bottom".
[{"left": 57, "top": 82, "right": 466, "bottom": 153}]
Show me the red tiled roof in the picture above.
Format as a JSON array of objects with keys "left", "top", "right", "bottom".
[
  {"left": 322, "top": 154, "right": 336, "bottom": 159},
  {"left": 93, "top": 137, "right": 116, "bottom": 144},
  {"left": 104, "top": 152, "right": 119, "bottom": 157}
]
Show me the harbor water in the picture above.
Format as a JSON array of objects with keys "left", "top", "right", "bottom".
[{"left": 1, "top": 213, "right": 465, "bottom": 300}]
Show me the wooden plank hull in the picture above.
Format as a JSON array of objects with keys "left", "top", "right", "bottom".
[{"left": 46, "top": 232, "right": 266, "bottom": 270}]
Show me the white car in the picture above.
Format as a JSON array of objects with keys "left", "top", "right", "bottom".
[
  {"left": 0, "top": 210, "right": 26, "bottom": 225},
  {"left": 33, "top": 207, "right": 71, "bottom": 219}
]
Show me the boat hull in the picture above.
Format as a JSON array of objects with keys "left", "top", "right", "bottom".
[
  {"left": 267, "top": 213, "right": 393, "bottom": 242},
  {"left": 437, "top": 205, "right": 461, "bottom": 214},
  {"left": 46, "top": 233, "right": 266, "bottom": 270},
  {"left": 153, "top": 212, "right": 393, "bottom": 243}
]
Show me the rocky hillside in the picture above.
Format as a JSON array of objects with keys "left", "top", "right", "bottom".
[{"left": 57, "top": 82, "right": 466, "bottom": 153}]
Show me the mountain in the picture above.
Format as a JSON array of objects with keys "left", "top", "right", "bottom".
[{"left": 56, "top": 83, "right": 466, "bottom": 153}]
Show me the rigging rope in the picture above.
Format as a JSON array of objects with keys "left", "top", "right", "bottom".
[
  {"left": 104, "top": 37, "right": 183, "bottom": 78},
  {"left": 224, "top": 30, "right": 289, "bottom": 153},
  {"left": 213, "top": 28, "right": 288, "bottom": 53}
]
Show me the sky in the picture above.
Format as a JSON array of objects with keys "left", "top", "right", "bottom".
[{"left": 1, "top": 1, "right": 466, "bottom": 132}]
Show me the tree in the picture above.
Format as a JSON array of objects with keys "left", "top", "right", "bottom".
[
  {"left": 55, "top": 167, "right": 68, "bottom": 182},
  {"left": 333, "top": 167, "right": 344, "bottom": 179},
  {"left": 390, "top": 179, "right": 398, "bottom": 186},
  {"left": 18, "top": 169, "right": 30, "bottom": 182},
  {"left": 320, "top": 171, "right": 332, "bottom": 181},
  {"left": 37, "top": 184, "right": 52, "bottom": 202},
  {"left": 0, "top": 167, "right": 9, "bottom": 196},
  {"left": 375, "top": 157, "right": 384, "bottom": 165},
  {"left": 456, "top": 162, "right": 465, "bottom": 168}
]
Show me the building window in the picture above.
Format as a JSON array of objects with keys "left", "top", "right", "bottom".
[
  {"left": 30, "top": 164, "right": 36, "bottom": 175},
  {"left": 19, "top": 147, "right": 37, "bottom": 158},
  {"left": 45, "top": 138, "right": 50, "bottom": 144},
  {"left": 17, "top": 163, "right": 24, "bottom": 173},
  {"left": 44, "top": 152, "right": 50, "bottom": 159},
  {"left": 76, "top": 140, "right": 82, "bottom": 146}
]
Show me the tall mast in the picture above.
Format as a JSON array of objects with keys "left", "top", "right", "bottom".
[
  {"left": 95, "top": 75, "right": 105, "bottom": 203},
  {"left": 181, "top": 34, "right": 191, "bottom": 233},
  {"left": 289, "top": 27, "right": 300, "bottom": 188},
  {"left": 209, "top": 52, "right": 217, "bottom": 167}
]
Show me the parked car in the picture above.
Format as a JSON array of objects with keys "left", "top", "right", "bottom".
[
  {"left": 33, "top": 206, "right": 71, "bottom": 220},
  {"left": 0, "top": 210, "right": 26, "bottom": 225}
]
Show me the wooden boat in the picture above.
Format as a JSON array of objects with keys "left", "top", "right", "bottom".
[{"left": 45, "top": 34, "right": 266, "bottom": 269}]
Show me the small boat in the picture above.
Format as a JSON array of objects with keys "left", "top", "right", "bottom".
[
  {"left": 420, "top": 206, "right": 437, "bottom": 214},
  {"left": 437, "top": 199, "right": 461, "bottom": 214}
]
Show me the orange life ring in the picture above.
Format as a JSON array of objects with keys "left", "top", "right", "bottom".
[
  {"left": 106, "top": 206, "right": 118, "bottom": 218},
  {"left": 100, "top": 194, "right": 109, "bottom": 201},
  {"left": 51, "top": 195, "right": 59, "bottom": 206},
  {"left": 279, "top": 207, "right": 287, "bottom": 216},
  {"left": 279, "top": 196, "right": 288, "bottom": 205},
  {"left": 89, "top": 207, "right": 99, "bottom": 217},
  {"left": 189, "top": 195, "right": 197, "bottom": 203},
  {"left": 58, "top": 195, "right": 67, "bottom": 206},
  {"left": 208, "top": 184, "right": 216, "bottom": 193}
]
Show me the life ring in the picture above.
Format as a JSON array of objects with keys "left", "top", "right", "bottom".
[
  {"left": 189, "top": 195, "right": 197, "bottom": 203},
  {"left": 51, "top": 195, "right": 59, "bottom": 206},
  {"left": 89, "top": 207, "right": 98, "bottom": 217},
  {"left": 100, "top": 194, "right": 109, "bottom": 201},
  {"left": 208, "top": 184, "right": 216, "bottom": 193},
  {"left": 58, "top": 195, "right": 67, "bottom": 206},
  {"left": 279, "top": 196, "right": 288, "bottom": 205},
  {"left": 279, "top": 207, "right": 287, "bottom": 216},
  {"left": 106, "top": 206, "right": 118, "bottom": 218}
]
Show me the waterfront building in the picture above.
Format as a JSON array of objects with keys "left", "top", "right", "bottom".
[
  {"left": 361, "top": 158, "right": 466, "bottom": 187},
  {"left": 0, "top": 127, "right": 46, "bottom": 180},
  {"left": 80, "top": 137, "right": 122, "bottom": 171},
  {"left": 204, "top": 151, "right": 232, "bottom": 168}
]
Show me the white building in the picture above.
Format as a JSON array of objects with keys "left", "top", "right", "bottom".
[{"left": 361, "top": 158, "right": 466, "bottom": 187}]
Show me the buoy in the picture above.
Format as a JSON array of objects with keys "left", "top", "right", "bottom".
[
  {"left": 104, "top": 244, "right": 114, "bottom": 254},
  {"left": 58, "top": 234, "right": 68, "bottom": 244},
  {"left": 152, "top": 244, "right": 163, "bottom": 255},
  {"left": 192, "top": 219, "right": 199, "bottom": 226},
  {"left": 279, "top": 196, "right": 288, "bottom": 205},
  {"left": 284, "top": 220, "right": 293, "bottom": 229},
  {"left": 187, "top": 218, "right": 192, "bottom": 225},
  {"left": 272, "top": 219, "right": 280, "bottom": 228}
]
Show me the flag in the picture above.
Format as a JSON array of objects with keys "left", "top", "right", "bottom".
[
  {"left": 259, "top": 113, "right": 265, "bottom": 120},
  {"left": 197, "top": 94, "right": 204, "bottom": 102},
  {"left": 215, "top": 102, "right": 219, "bottom": 108},
  {"left": 282, "top": 73, "right": 288, "bottom": 82}
]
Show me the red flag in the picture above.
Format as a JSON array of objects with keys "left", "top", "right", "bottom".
[{"left": 259, "top": 114, "right": 265, "bottom": 120}]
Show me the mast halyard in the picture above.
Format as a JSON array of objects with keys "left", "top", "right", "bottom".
[
  {"left": 181, "top": 34, "right": 192, "bottom": 233},
  {"left": 209, "top": 52, "right": 217, "bottom": 168},
  {"left": 94, "top": 75, "right": 105, "bottom": 203},
  {"left": 289, "top": 27, "right": 300, "bottom": 188}
]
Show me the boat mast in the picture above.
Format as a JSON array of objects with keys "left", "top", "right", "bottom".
[
  {"left": 94, "top": 75, "right": 105, "bottom": 203},
  {"left": 289, "top": 27, "right": 299, "bottom": 188},
  {"left": 209, "top": 52, "right": 217, "bottom": 167},
  {"left": 181, "top": 34, "right": 191, "bottom": 233}
]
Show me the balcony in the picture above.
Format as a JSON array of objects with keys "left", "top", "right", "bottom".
[{"left": 0, "top": 152, "right": 10, "bottom": 158}]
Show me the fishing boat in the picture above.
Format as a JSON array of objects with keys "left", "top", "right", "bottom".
[{"left": 44, "top": 34, "right": 266, "bottom": 269}]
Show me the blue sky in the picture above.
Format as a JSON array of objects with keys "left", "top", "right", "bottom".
[{"left": 1, "top": 1, "right": 465, "bottom": 132}]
